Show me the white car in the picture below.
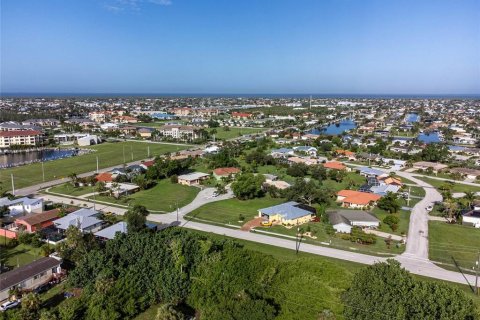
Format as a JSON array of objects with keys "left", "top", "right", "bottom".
[
  {"left": 0, "top": 300, "right": 20, "bottom": 312},
  {"left": 426, "top": 205, "right": 433, "bottom": 212}
]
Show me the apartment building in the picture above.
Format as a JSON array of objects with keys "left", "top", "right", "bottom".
[
  {"left": 0, "top": 130, "right": 42, "bottom": 148},
  {"left": 158, "top": 125, "right": 201, "bottom": 140}
]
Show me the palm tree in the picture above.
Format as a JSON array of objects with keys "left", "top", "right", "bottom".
[
  {"left": 68, "top": 172, "right": 78, "bottom": 187},
  {"left": 443, "top": 200, "right": 459, "bottom": 223},
  {"left": 463, "top": 191, "right": 476, "bottom": 208}
]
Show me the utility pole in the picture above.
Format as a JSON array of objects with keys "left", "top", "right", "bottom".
[
  {"left": 131, "top": 146, "right": 133, "bottom": 161},
  {"left": 407, "top": 186, "right": 411, "bottom": 207},
  {"left": 123, "top": 146, "right": 126, "bottom": 163},
  {"left": 96, "top": 156, "right": 99, "bottom": 173},
  {"left": 476, "top": 252, "right": 479, "bottom": 296},
  {"left": 10, "top": 174, "right": 15, "bottom": 196},
  {"left": 176, "top": 199, "right": 179, "bottom": 222},
  {"left": 147, "top": 146, "right": 150, "bottom": 158},
  {"left": 41, "top": 161, "right": 45, "bottom": 182}
]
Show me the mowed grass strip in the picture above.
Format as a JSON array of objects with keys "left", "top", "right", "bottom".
[
  {"left": 48, "top": 183, "right": 94, "bottom": 197},
  {"left": 0, "top": 142, "right": 186, "bottom": 190},
  {"left": 429, "top": 221, "right": 480, "bottom": 270},
  {"left": 416, "top": 176, "right": 480, "bottom": 193},
  {"left": 186, "top": 196, "right": 284, "bottom": 226},
  {"left": 213, "top": 127, "right": 268, "bottom": 140},
  {"left": 90, "top": 179, "right": 200, "bottom": 212}
]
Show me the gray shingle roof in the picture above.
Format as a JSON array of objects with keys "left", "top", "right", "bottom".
[{"left": 0, "top": 257, "right": 61, "bottom": 291}]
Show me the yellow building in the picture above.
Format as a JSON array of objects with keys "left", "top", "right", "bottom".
[{"left": 258, "top": 201, "right": 315, "bottom": 226}]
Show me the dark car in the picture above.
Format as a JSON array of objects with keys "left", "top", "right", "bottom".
[
  {"left": 64, "top": 292, "right": 75, "bottom": 299},
  {"left": 33, "top": 283, "right": 51, "bottom": 294}
]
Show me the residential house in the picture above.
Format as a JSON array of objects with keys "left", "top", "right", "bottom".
[
  {"left": 0, "top": 197, "right": 43, "bottom": 215},
  {"left": 463, "top": 202, "right": 480, "bottom": 228},
  {"left": 270, "top": 148, "right": 295, "bottom": 159},
  {"left": 449, "top": 168, "right": 480, "bottom": 180},
  {"left": 288, "top": 156, "right": 319, "bottom": 166},
  {"left": 336, "top": 190, "right": 381, "bottom": 209},
  {"left": 0, "top": 256, "right": 63, "bottom": 302},
  {"left": 258, "top": 201, "right": 315, "bottom": 225},
  {"left": 328, "top": 210, "right": 380, "bottom": 233},
  {"left": 369, "top": 185, "right": 401, "bottom": 196},
  {"left": 14, "top": 208, "right": 65, "bottom": 233},
  {"left": 293, "top": 146, "right": 317, "bottom": 156},
  {"left": 412, "top": 161, "right": 448, "bottom": 172},
  {"left": 323, "top": 161, "right": 350, "bottom": 171},
  {"left": 53, "top": 208, "right": 103, "bottom": 233},
  {"left": 104, "top": 182, "right": 140, "bottom": 198},
  {"left": 213, "top": 167, "right": 240, "bottom": 180},
  {"left": 95, "top": 221, "right": 127, "bottom": 240},
  {"left": 359, "top": 167, "right": 386, "bottom": 178},
  {"left": 177, "top": 172, "right": 209, "bottom": 186}
]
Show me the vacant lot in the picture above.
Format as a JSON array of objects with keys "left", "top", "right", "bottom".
[
  {"left": 48, "top": 183, "right": 93, "bottom": 197},
  {"left": 429, "top": 221, "right": 480, "bottom": 271},
  {"left": 0, "top": 141, "right": 186, "bottom": 190},
  {"left": 416, "top": 176, "right": 480, "bottom": 193},
  {"left": 90, "top": 179, "right": 200, "bottom": 212},
  {"left": 214, "top": 127, "right": 268, "bottom": 140},
  {"left": 185, "top": 196, "right": 284, "bottom": 226}
]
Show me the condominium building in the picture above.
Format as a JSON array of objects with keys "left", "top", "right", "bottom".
[
  {"left": 0, "top": 130, "right": 42, "bottom": 148},
  {"left": 158, "top": 125, "right": 201, "bottom": 140}
]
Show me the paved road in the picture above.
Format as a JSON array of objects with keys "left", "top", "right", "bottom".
[
  {"left": 38, "top": 185, "right": 476, "bottom": 286},
  {"left": 396, "top": 172, "right": 443, "bottom": 260}
]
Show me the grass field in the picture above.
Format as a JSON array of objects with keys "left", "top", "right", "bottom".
[
  {"left": 0, "top": 141, "right": 186, "bottom": 190},
  {"left": 89, "top": 179, "right": 200, "bottom": 212},
  {"left": 429, "top": 221, "right": 480, "bottom": 271},
  {"left": 185, "top": 196, "right": 284, "bottom": 226},
  {"left": 0, "top": 238, "right": 43, "bottom": 269},
  {"left": 213, "top": 127, "right": 267, "bottom": 140},
  {"left": 48, "top": 183, "right": 94, "bottom": 197},
  {"left": 372, "top": 208, "right": 410, "bottom": 236},
  {"left": 416, "top": 176, "right": 480, "bottom": 193}
]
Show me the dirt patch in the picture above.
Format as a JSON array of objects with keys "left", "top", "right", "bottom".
[{"left": 241, "top": 217, "right": 264, "bottom": 231}]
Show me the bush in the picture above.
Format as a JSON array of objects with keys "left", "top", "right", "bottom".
[
  {"left": 170, "top": 175, "right": 178, "bottom": 184},
  {"left": 383, "top": 215, "right": 400, "bottom": 232}
]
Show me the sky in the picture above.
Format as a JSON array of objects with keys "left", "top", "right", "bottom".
[{"left": 1, "top": 0, "right": 479, "bottom": 95}]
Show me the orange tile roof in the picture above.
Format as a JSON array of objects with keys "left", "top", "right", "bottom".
[
  {"left": 379, "top": 177, "right": 403, "bottom": 186},
  {"left": 337, "top": 190, "right": 381, "bottom": 205},
  {"left": 96, "top": 172, "right": 113, "bottom": 182},
  {"left": 213, "top": 167, "right": 240, "bottom": 176},
  {"left": 335, "top": 149, "right": 355, "bottom": 156},
  {"left": 323, "top": 161, "right": 346, "bottom": 170}
]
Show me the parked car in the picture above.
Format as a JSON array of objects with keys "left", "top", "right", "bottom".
[
  {"left": 0, "top": 300, "right": 20, "bottom": 312},
  {"left": 261, "top": 220, "right": 272, "bottom": 227},
  {"left": 34, "top": 283, "right": 51, "bottom": 294}
]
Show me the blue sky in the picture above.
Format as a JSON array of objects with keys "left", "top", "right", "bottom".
[{"left": 1, "top": 0, "right": 479, "bottom": 94}]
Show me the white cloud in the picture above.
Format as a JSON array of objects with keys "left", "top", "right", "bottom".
[{"left": 104, "top": 0, "right": 171, "bottom": 12}]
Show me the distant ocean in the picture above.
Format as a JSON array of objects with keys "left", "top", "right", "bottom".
[{"left": 1, "top": 92, "right": 480, "bottom": 99}]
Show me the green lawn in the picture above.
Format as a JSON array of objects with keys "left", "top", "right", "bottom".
[
  {"left": 256, "top": 221, "right": 404, "bottom": 256},
  {"left": 48, "top": 183, "right": 94, "bottom": 197},
  {"left": 372, "top": 208, "right": 410, "bottom": 236},
  {"left": 322, "top": 172, "right": 366, "bottom": 191},
  {"left": 407, "top": 185, "right": 426, "bottom": 198},
  {"left": 185, "top": 196, "right": 284, "bottom": 226},
  {"left": 213, "top": 127, "right": 267, "bottom": 140},
  {"left": 0, "top": 239, "right": 43, "bottom": 269},
  {"left": 416, "top": 176, "right": 480, "bottom": 193},
  {"left": 89, "top": 179, "right": 200, "bottom": 212},
  {"left": 429, "top": 221, "right": 480, "bottom": 271},
  {"left": 0, "top": 141, "right": 186, "bottom": 190}
]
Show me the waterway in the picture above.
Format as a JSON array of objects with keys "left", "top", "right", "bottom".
[
  {"left": 0, "top": 149, "right": 79, "bottom": 168},
  {"left": 309, "top": 119, "right": 357, "bottom": 135},
  {"left": 417, "top": 132, "right": 442, "bottom": 144},
  {"left": 406, "top": 113, "right": 420, "bottom": 123}
]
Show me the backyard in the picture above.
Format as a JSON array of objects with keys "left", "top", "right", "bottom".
[
  {"left": 0, "top": 237, "right": 43, "bottom": 270},
  {"left": 0, "top": 141, "right": 186, "bottom": 190},
  {"left": 429, "top": 221, "right": 480, "bottom": 272},
  {"left": 88, "top": 179, "right": 200, "bottom": 212}
]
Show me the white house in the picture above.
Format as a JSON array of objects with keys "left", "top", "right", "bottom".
[
  {"left": 463, "top": 203, "right": 480, "bottom": 228},
  {"left": 53, "top": 208, "right": 103, "bottom": 233},
  {"left": 0, "top": 197, "right": 43, "bottom": 215},
  {"left": 328, "top": 210, "right": 380, "bottom": 233}
]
